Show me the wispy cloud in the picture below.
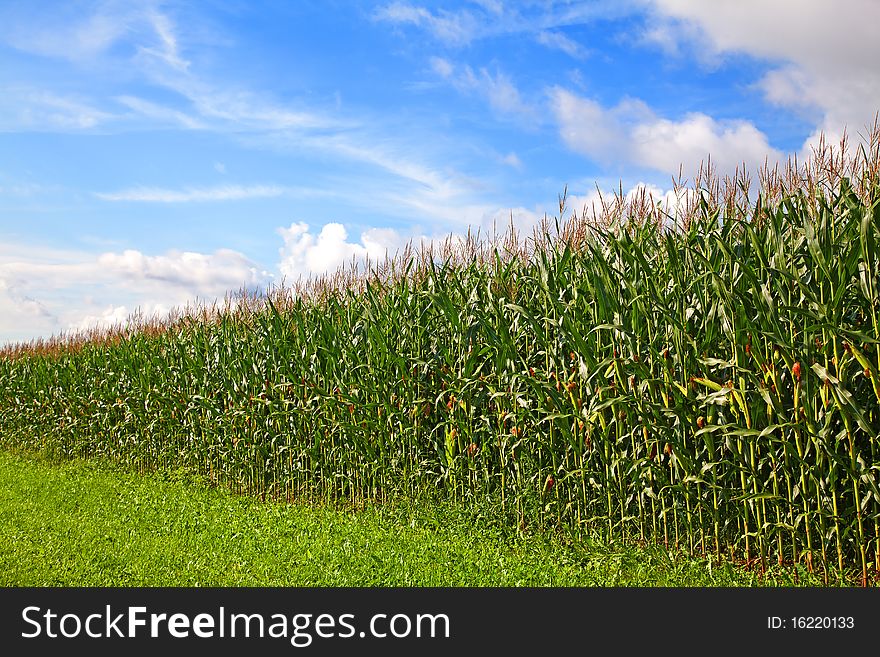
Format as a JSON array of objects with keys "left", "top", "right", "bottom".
[
  {"left": 138, "top": 7, "right": 189, "bottom": 72},
  {"left": 536, "top": 30, "right": 588, "bottom": 59},
  {"left": 0, "top": 181, "right": 49, "bottom": 197},
  {"left": 1, "top": 1, "right": 192, "bottom": 71},
  {"left": 3, "top": 2, "right": 493, "bottom": 233},
  {"left": 472, "top": 0, "right": 504, "bottom": 14},
  {"left": 429, "top": 56, "right": 454, "bottom": 78},
  {"left": 115, "top": 95, "right": 203, "bottom": 129},
  {"left": 377, "top": 1, "right": 637, "bottom": 46},
  {"left": 147, "top": 73, "right": 338, "bottom": 132},
  {"left": 2, "top": 3, "right": 334, "bottom": 135},
  {"left": 500, "top": 152, "right": 523, "bottom": 169},
  {"left": 94, "top": 184, "right": 287, "bottom": 202},
  {"left": 0, "top": 88, "right": 116, "bottom": 132},
  {"left": 0, "top": 2, "right": 134, "bottom": 61},
  {"left": 373, "top": 2, "right": 478, "bottom": 46},
  {"left": 429, "top": 57, "right": 539, "bottom": 122}
]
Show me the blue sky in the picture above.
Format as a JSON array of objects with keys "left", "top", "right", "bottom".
[{"left": 1, "top": 0, "right": 878, "bottom": 345}]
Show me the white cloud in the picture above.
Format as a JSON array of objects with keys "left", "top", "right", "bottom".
[
  {"left": 277, "top": 222, "right": 421, "bottom": 280},
  {"left": 429, "top": 56, "right": 454, "bottom": 79},
  {"left": 279, "top": 212, "right": 617, "bottom": 282},
  {"left": 479, "top": 206, "right": 546, "bottom": 239},
  {"left": 485, "top": 182, "right": 697, "bottom": 235},
  {"left": 94, "top": 184, "right": 285, "bottom": 202},
  {"left": 0, "top": 3, "right": 133, "bottom": 61},
  {"left": 296, "top": 132, "right": 499, "bottom": 226},
  {"left": 374, "top": 2, "right": 478, "bottom": 46},
  {"left": 3, "top": 3, "right": 489, "bottom": 232},
  {"left": 98, "top": 249, "right": 269, "bottom": 293},
  {"left": 376, "top": 1, "right": 635, "bottom": 46},
  {"left": 138, "top": 7, "right": 189, "bottom": 72},
  {"left": 644, "top": 0, "right": 880, "bottom": 154},
  {"left": 562, "top": 183, "right": 700, "bottom": 229},
  {"left": 2, "top": 4, "right": 337, "bottom": 136},
  {"left": 0, "top": 88, "right": 115, "bottom": 132},
  {"left": 0, "top": 243, "right": 272, "bottom": 346},
  {"left": 482, "top": 70, "right": 534, "bottom": 119},
  {"left": 429, "top": 59, "right": 538, "bottom": 122},
  {"left": 563, "top": 189, "right": 607, "bottom": 220},
  {"left": 550, "top": 87, "right": 781, "bottom": 175},
  {"left": 0, "top": 280, "right": 59, "bottom": 345},
  {"left": 1, "top": 2, "right": 191, "bottom": 70},
  {"left": 500, "top": 152, "right": 522, "bottom": 169},
  {"left": 536, "top": 30, "right": 587, "bottom": 59},
  {"left": 0, "top": 181, "right": 47, "bottom": 197},
  {"left": 636, "top": 22, "right": 682, "bottom": 57},
  {"left": 115, "top": 95, "right": 203, "bottom": 129},
  {"left": 624, "top": 182, "right": 699, "bottom": 224},
  {"left": 173, "top": 84, "right": 336, "bottom": 132},
  {"left": 473, "top": 0, "right": 504, "bottom": 14},
  {"left": 646, "top": 0, "right": 877, "bottom": 68},
  {"left": 70, "top": 305, "right": 132, "bottom": 333},
  {"left": 132, "top": 40, "right": 341, "bottom": 134}
]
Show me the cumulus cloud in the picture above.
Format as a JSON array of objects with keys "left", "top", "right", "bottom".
[
  {"left": 0, "top": 277, "right": 59, "bottom": 345},
  {"left": 279, "top": 181, "right": 699, "bottom": 293},
  {"left": 550, "top": 87, "right": 781, "bottom": 175},
  {"left": 563, "top": 189, "right": 607, "bottom": 220},
  {"left": 0, "top": 243, "right": 271, "bottom": 346},
  {"left": 644, "top": 0, "right": 880, "bottom": 153},
  {"left": 476, "top": 183, "right": 695, "bottom": 241},
  {"left": 277, "top": 222, "right": 422, "bottom": 280},
  {"left": 98, "top": 249, "right": 270, "bottom": 294},
  {"left": 70, "top": 305, "right": 132, "bottom": 332},
  {"left": 494, "top": 183, "right": 698, "bottom": 234},
  {"left": 479, "top": 206, "right": 547, "bottom": 239}
]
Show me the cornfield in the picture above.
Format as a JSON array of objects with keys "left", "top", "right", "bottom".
[{"left": 2, "top": 129, "right": 879, "bottom": 584}]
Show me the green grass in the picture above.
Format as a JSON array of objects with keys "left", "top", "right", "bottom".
[{"left": 0, "top": 450, "right": 831, "bottom": 587}]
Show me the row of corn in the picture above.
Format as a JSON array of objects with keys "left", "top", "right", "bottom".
[{"left": 1, "top": 137, "right": 879, "bottom": 584}]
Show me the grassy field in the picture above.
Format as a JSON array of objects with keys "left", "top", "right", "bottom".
[{"left": 0, "top": 449, "right": 831, "bottom": 586}]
